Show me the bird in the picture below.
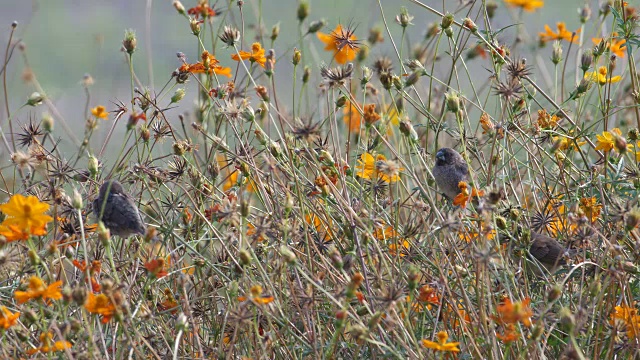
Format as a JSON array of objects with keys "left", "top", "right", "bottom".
[
  {"left": 432, "top": 147, "right": 469, "bottom": 199},
  {"left": 528, "top": 231, "right": 571, "bottom": 272},
  {"left": 93, "top": 180, "right": 147, "bottom": 238}
]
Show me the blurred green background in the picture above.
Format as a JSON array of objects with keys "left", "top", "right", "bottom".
[{"left": 1, "top": 0, "right": 588, "bottom": 153}]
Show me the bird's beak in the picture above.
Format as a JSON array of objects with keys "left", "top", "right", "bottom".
[{"left": 436, "top": 151, "right": 445, "bottom": 162}]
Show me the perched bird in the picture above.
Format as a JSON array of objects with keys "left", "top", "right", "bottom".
[
  {"left": 93, "top": 180, "right": 146, "bottom": 238},
  {"left": 528, "top": 232, "right": 571, "bottom": 272},
  {"left": 432, "top": 147, "right": 469, "bottom": 199}
]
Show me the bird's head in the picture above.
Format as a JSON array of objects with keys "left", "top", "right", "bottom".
[{"left": 435, "top": 148, "right": 463, "bottom": 166}]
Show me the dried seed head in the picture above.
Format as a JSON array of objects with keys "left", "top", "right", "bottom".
[
  {"left": 320, "top": 63, "right": 353, "bottom": 88},
  {"left": 219, "top": 26, "right": 240, "bottom": 47}
]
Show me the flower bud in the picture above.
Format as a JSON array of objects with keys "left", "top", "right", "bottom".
[
  {"left": 445, "top": 91, "right": 460, "bottom": 113},
  {"left": 239, "top": 249, "right": 251, "bottom": 266},
  {"left": 580, "top": 51, "right": 593, "bottom": 72},
  {"left": 579, "top": 4, "right": 591, "bottom": 23},
  {"left": 171, "top": 88, "right": 185, "bottom": 104},
  {"left": 292, "top": 48, "right": 301, "bottom": 65},
  {"left": 88, "top": 155, "right": 99, "bottom": 178},
  {"left": 42, "top": 113, "right": 54, "bottom": 133},
  {"left": 395, "top": 7, "right": 414, "bottom": 28},
  {"left": 463, "top": 18, "right": 477, "bottom": 32},
  {"left": 255, "top": 85, "right": 269, "bottom": 102},
  {"left": 297, "top": 1, "right": 309, "bottom": 22},
  {"left": 307, "top": 20, "right": 326, "bottom": 34},
  {"left": 551, "top": 41, "right": 563, "bottom": 65},
  {"left": 122, "top": 29, "right": 137, "bottom": 55},
  {"left": 486, "top": 2, "right": 498, "bottom": 18},
  {"left": 399, "top": 120, "right": 418, "bottom": 142},
  {"left": 280, "top": 245, "right": 297, "bottom": 264},
  {"left": 335, "top": 95, "right": 347, "bottom": 108},
  {"left": 190, "top": 18, "right": 201, "bottom": 36},
  {"left": 72, "top": 188, "right": 83, "bottom": 210},
  {"left": 27, "top": 92, "right": 44, "bottom": 106},
  {"left": 271, "top": 23, "right": 280, "bottom": 42},
  {"left": 440, "top": 13, "right": 454, "bottom": 30},
  {"left": 173, "top": 0, "right": 185, "bottom": 14},
  {"left": 302, "top": 66, "right": 311, "bottom": 83}
]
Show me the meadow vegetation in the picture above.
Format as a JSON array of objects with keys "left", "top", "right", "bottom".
[{"left": 1, "top": 0, "right": 640, "bottom": 358}]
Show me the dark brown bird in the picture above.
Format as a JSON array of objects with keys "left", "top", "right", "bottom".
[
  {"left": 432, "top": 147, "right": 469, "bottom": 199},
  {"left": 528, "top": 232, "right": 570, "bottom": 271},
  {"left": 93, "top": 180, "right": 146, "bottom": 238}
]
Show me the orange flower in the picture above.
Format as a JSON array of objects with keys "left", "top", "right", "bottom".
[
  {"left": 452, "top": 181, "right": 484, "bottom": 208},
  {"left": 179, "top": 51, "right": 231, "bottom": 77},
  {"left": 0, "top": 306, "right": 20, "bottom": 329},
  {"left": 145, "top": 258, "right": 169, "bottom": 279},
  {"left": 417, "top": 285, "right": 440, "bottom": 307},
  {"left": 317, "top": 25, "right": 360, "bottom": 64},
  {"left": 187, "top": 1, "right": 217, "bottom": 19},
  {"left": 27, "top": 332, "right": 72, "bottom": 355},
  {"left": 362, "top": 104, "right": 380, "bottom": 125},
  {"left": 388, "top": 240, "right": 410, "bottom": 257},
  {"left": 247, "top": 222, "right": 265, "bottom": 242},
  {"left": 85, "top": 293, "right": 116, "bottom": 323},
  {"left": 493, "top": 297, "right": 533, "bottom": 327},
  {"left": 504, "top": 0, "right": 543, "bottom": 12},
  {"left": 14, "top": 276, "right": 63, "bottom": 304},
  {"left": 610, "top": 305, "right": 640, "bottom": 340},
  {"left": 158, "top": 288, "right": 179, "bottom": 314},
  {"left": 593, "top": 33, "right": 627, "bottom": 58},
  {"left": 91, "top": 105, "right": 109, "bottom": 120},
  {"left": 496, "top": 323, "right": 520, "bottom": 343},
  {"left": 231, "top": 42, "right": 267, "bottom": 68},
  {"left": 343, "top": 101, "right": 363, "bottom": 132},
  {"left": 537, "top": 109, "right": 559, "bottom": 129},
  {"left": 539, "top": 22, "right": 579, "bottom": 43},
  {"left": 0, "top": 223, "right": 47, "bottom": 242},
  {"left": 248, "top": 285, "right": 274, "bottom": 305}
]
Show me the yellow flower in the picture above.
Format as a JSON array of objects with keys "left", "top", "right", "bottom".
[
  {"left": 27, "top": 332, "right": 72, "bottom": 355},
  {"left": 585, "top": 66, "right": 622, "bottom": 85},
  {"left": 85, "top": 292, "right": 117, "bottom": 323},
  {"left": 539, "top": 22, "right": 579, "bottom": 43},
  {"left": 421, "top": 331, "right": 460, "bottom": 352},
  {"left": 0, "top": 306, "right": 20, "bottom": 329},
  {"left": 593, "top": 33, "right": 627, "bottom": 58},
  {"left": 552, "top": 131, "right": 586, "bottom": 151},
  {"left": 355, "top": 153, "right": 401, "bottom": 183},
  {"left": 14, "top": 276, "right": 63, "bottom": 304},
  {"left": 504, "top": 0, "right": 544, "bottom": 12},
  {"left": 231, "top": 42, "right": 267, "bottom": 68},
  {"left": 0, "top": 194, "right": 53, "bottom": 233},
  {"left": 317, "top": 25, "right": 360, "bottom": 64},
  {"left": 579, "top": 197, "right": 602, "bottom": 223},
  {"left": 91, "top": 105, "right": 109, "bottom": 119},
  {"left": 595, "top": 128, "right": 629, "bottom": 152}
]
